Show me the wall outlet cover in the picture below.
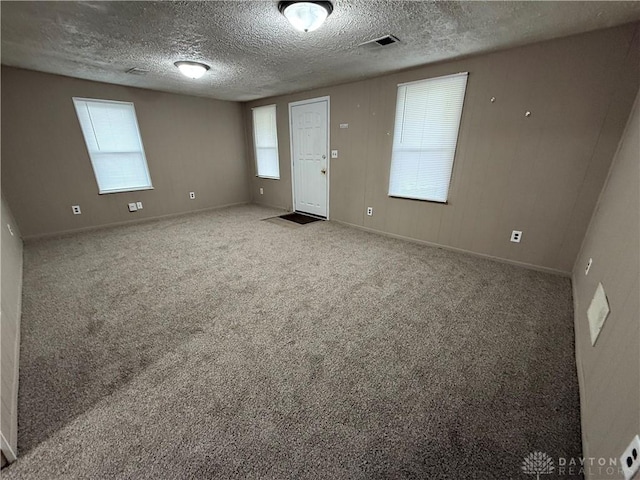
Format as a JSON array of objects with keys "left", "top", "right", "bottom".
[
  {"left": 136, "top": 201, "right": 143, "bottom": 209},
  {"left": 366, "top": 207, "right": 373, "bottom": 216},
  {"left": 585, "top": 258, "right": 593, "bottom": 275},
  {"left": 331, "top": 150, "right": 338, "bottom": 158},
  {"left": 72, "top": 205, "right": 81, "bottom": 215},
  {"left": 510, "top": 230, "right": 522, "bottom": 243},
  {"left": 189, "top": 192, "right": 196, "bottom": 199},
  {"left": 620, "top": 435, "right": 640, "bottom": 480}
]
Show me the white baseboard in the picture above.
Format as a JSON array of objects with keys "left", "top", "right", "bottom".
[{"left": 1, "top": 431, "right": 16, "bottom": 463}]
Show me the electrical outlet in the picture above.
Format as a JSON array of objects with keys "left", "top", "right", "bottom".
[
  {"left": 72, "top": 205, "right": 81, "bottom": 215},
  {"left": 136, "top": 201, "right": 143, "bottom": 210},
  {"left": 366, "top": 207, "right": 373, "bottom": 216},
  {"left": 259, "top": 187, "right": 264, "bottom": 195},
  {"left": 189, "top": 192, "right": 196, "bottom": 200},
  {"left": 585, "top": 258, "right": 593, "bottom": 275},
  {"left": 621, "top": 435, "right": 640, "bottom": 480},
  {"left": 128, "top": 203, "right": 138, "bottom": 212},
  {"left": 510, "top": 230, "right": 522, "bottom": 243},
  {"left": 331, "top": 150, "right": 338, "bottom": 158}
]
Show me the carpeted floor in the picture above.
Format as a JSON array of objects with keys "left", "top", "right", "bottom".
[{"left": 5, "top": 205, "right": 582, "bottom": 479}]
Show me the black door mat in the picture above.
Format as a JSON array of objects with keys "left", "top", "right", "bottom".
[{"left": 279, "top": 212, "right": 324, "bottom": 225}]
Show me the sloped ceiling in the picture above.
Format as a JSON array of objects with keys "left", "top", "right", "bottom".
[{"left": 2, "top": 1, "right": 640, "bottom": 101}]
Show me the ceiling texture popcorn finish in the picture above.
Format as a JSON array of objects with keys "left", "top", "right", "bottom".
[{"left": 1, "top": 1, "right": 640, "bottom": 101}]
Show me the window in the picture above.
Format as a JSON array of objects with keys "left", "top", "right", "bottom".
[
  {"left": 388, "top": 72, "right": 468, "bottom": 203},
  {"left": 252, "top": 104, "right": 280, "bottom": 179},
  {"left": 73, "top": 98, "right": 152, "bottom": 194}
]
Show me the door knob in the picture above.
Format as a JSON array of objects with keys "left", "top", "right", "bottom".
[
  {"left": 322, "top": 155, "right": 326, "bottom": 159},
  {"left": 321, "top": 168, "right": 326, "bottom": 175}
]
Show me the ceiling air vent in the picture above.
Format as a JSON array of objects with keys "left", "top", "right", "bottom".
[
  {"left": 359, "top": 35, "right": 400, "bottom": 49},
  {"left": 125, "top": 67, "right": 149, "bottom": 75}
]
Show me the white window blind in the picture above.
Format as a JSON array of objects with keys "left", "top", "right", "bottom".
[
  {"left": 252, "top": 105, "right": 280, "bottom": 179},
  {"left": 388, "top": 72, "right": 468, "bottom": 203},
  {"left": 72, "top": 98, "right": 152, "bottom": 194}
]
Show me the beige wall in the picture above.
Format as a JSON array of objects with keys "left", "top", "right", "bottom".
[
  {"left": 572, "top": 90, "right": 639, "bottom": 478},
  {"left": 1, "top": 195, "right": 23, "bottom": 461},
  {"left": 245, "top": 23, "right": 640, "bottom": 274},
  {"left": 1, "top": 67, "right": 250, "bottom": 238}
]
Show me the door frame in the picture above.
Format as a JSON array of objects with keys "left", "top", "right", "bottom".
[{"left": 288, "top": 96, "right": 331, "bottom": 219}]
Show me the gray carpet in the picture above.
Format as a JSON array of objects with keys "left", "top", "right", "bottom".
[{"left": 5, "top": 205, "right": 582, "bottom": 479}]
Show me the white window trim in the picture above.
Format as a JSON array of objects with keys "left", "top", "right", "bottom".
[
  {"left": 388, "top": 72, "right": 468, "bottom": 204},
  {"left": 73, "top": 97, "right": 153, "bottom": 195},
  {"left": 252, "top": 104, "right": 280, "bottom": 180},
  {"left": 397, "top": 71, "right": 468, "bottom": 88}
]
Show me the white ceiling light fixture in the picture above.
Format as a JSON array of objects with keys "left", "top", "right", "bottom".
[
  {"left": 278, "top": 1, "right": 333, "bottom": 33},
  {"left": 174, "top": 61, "right": 210, "bottom": 79}
]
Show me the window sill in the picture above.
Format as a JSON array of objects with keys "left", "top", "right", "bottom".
[
  {"left": 99, "top": 186, "right": 154, "bottom": 195},
  {"left": 388, "top": 194, "right": 448, "bottom": 205}
]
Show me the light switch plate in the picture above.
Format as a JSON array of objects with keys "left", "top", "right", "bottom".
[
  {"left": 588, "top": 282, "right": 610, "bottom": 346},
  {"left": 128, "top": 203, "right": 138, "bottom": 212},
  {"left": 136, "top": 201, "right": 143, "bottom": 209},
  {"left": 339, "top": 123, "right": 348, "bottom": 129}
]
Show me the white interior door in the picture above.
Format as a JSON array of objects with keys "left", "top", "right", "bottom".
[{"left": 290, "top": 99, "right": 328, "bottom": 217}]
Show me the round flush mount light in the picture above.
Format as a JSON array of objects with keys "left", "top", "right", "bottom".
[
  {"left": 174, "top": 61, "right": 210, "bottom": 79},
  {"left": 278, "top": 1, "right": 333, "bottom": 32}
]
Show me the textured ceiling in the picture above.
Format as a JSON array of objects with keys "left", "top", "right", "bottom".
[{"left": 2, "top": 1, "right": 640, "bottom": 101}]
